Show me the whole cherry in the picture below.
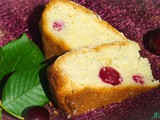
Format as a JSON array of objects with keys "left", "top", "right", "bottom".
[
  {"left": 22, "top": 106, "right": 50, "bottom": 120},
  {"left": 149, "top": 29, "right": 160, "bottom": 54}
]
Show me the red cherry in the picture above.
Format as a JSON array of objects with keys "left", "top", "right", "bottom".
[
  {"left": 149, "top": 29, "right": 160, "bottom": 54},
  {"left": 22, "top": 106, "right": 50, "bottom": 120},
  {"left": 132, "top": 75, "right": 144, "bottom": 85},
  {"left": 53, "top": 21, "right": 64, "bottom": 31},
  {"left": 99, "top": 67, "right": 123, "bottom": 86}
]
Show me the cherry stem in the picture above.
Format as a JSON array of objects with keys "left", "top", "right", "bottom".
[{"left": 0, "top": 101, "right": 24, "bottom": 120}]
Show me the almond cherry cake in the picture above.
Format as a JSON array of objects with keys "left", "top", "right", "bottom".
[
  {"left": 48, "top": 41, "right": 159, "bottom": 116},
  {"left": 40, "top": 0, "right": 128, "bottom": 59}
]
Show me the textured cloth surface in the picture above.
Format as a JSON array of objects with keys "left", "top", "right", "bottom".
[{"left": 0, "top": 0, "right": 160, "bottom": 120}]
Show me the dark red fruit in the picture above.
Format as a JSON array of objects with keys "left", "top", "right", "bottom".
[
  {"left": 22, "top": 106, "right": 50, "bottom": 120},
  {"left": 132, "top": 75, "right": 144, "bottom": 85},
  {"left": 53, "top": 21, "right": 64, "bottom": 31},
  {"left": 149, "top": 29, "right": 160, "bottom": 54},
  {"left": 99, "top": 67, "right": 122, "bottom": 86}
]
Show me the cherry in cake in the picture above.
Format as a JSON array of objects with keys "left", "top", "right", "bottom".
[
  {"left": 99, "top": 67, "right": 123, "bottom": 86},
  {"left": 132, "top": 75, "right": 144, "bottom": 85},
  {"left": 99, "top": 68, "right": 145, "bottom": 86},
  {"left": 53, "top": 21, "right": 65, "bottom": 31}
]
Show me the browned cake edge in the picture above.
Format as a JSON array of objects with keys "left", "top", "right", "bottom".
[{"left": 48, "top": 69, "right": 159, "bottom": 116}]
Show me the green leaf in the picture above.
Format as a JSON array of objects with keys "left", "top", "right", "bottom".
[
  {"left": 0, "top": 47, "right": 2, "bottom": 60},
  {"left": 0, "top": 34, "right": 44, "bottom": 80},
  {"left": 0, "top": 34, "right": 49, "bottom": 118},
  {"left": 1, "top": 66, "right": 49, "bottom": 116}
]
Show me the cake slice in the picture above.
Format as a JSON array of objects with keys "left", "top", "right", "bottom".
[
  {"left": 40, "top": 0, "right": 128, "bottom": 59},
  {"left": 48, "top": 41, "right": 159, "bottom": 116}
]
